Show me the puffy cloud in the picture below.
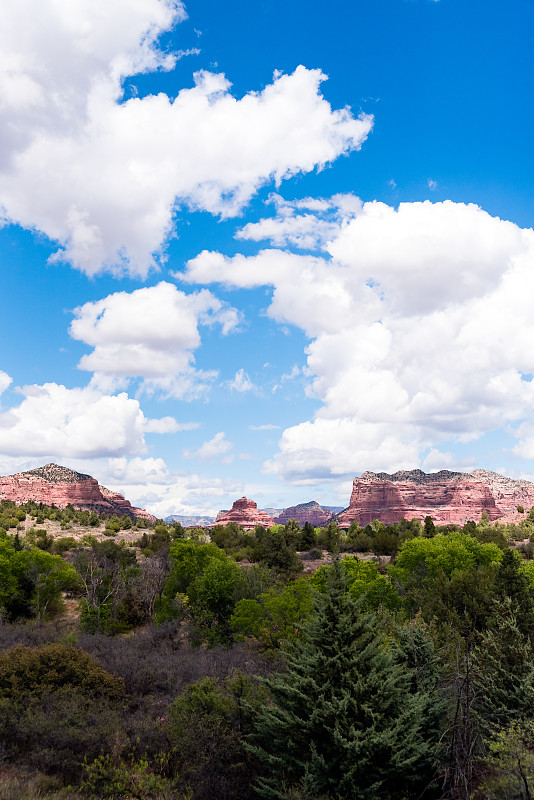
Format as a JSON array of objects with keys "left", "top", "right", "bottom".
[
  {"left": 100, "top": 455, "right": 245, "bottom": 517},
  {"left": 327, "top": 200, "right": 528, "bottom": 316},
  {"left": 184, "top": 197, "right": 534, "bottom": 481},
  {"left": 0, "top": 2, "right": 372, "bottom": 277},
  {"left": 0, "top": 371, "right": 12, "bottom": 395},
  {"left": 106, "top": 456, "right": 172, "bottom": 485},
  {"left": 140, "top": 473, "right": 244, "bottom": 518},
  {"left": 70, "top": 281, "right": 239, "bottom": 397},
  {"left": 0, "top": 381, "right": 176, "bottom": 458},
  {"left": 236, "top": 192, "right": 362, "bottom": 250},
  {"left": 183, "top": 431, "right": 233, "bottom": 461},
  {"left": 183, "top": 248, "right": 367, "bottom": 338},
  {"left": 263, "top": 419, "right": 423, "bottom": 483}
]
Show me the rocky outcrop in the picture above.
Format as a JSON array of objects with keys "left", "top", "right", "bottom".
[
  {"left": 335, "top": 469, "right": 520, "bottom": 528},
  {"left": 274, "top": 501, "right": 333, "bottom": 526},
  {"left": 0, "top": 463, "right": 155, "bottom": 522},
  {"left": 470, "top": 470, "right": 534, "bottom": 519},
  {"left": 214, "top": 497, "right": 275, "bottom": 531}
]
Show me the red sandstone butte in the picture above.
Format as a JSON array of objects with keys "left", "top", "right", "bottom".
[
  {"left": 335, "top": 468, "right": 534, "bottom": 528},
  {"left": 274, "top": 501, "right": 333, "bottom": 527},
  {"left": 214, "top": 497, "right": 275, "bottom": 531},
  {"left": 0, "top": 463, "right": 155, "bottom": 522}
]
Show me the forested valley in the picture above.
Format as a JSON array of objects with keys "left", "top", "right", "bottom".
[{"left": 2, "top": 499, "right": 534, "bottom": 799}]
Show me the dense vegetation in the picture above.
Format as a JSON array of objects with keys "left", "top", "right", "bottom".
[{"left": 1, "top": 498, "right": 534, "bottom": 798}]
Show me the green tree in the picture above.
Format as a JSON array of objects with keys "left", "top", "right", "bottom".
[
  {"left": 73, "top": 540, "right": 138, "bottom": 633},
  {"left": 163, "top": 539, "right": 249, "bottom": 639},
  {"left": 475, "top": 720, "right": 534, "bottom": 800},
  {"left": 300, "top": 521, "right": 316, "bottom": 550},
  {"left": 189, "top": 557, "right": 247, "bottom": 638},
  {"left": 0, "top": 534, "right": 79, "bottom": 621},
  {"left": 424, "top": 515, "right": 436, "bottom": 538},
  {"left": 164, "top": 539, "right": 227, "bottom": 598},
  {"left": 391, "top": 532, "right": 502, "bottom": 627},
  {"left": 473, "top": 598, "right": 534, "bottom": 738},
  {"left": 168, "top": 672, "right": 268, "bottom": 800},
  {"left": 494, "top": 548, "right": 534, "bottom": 640},
  {"left": 248, "top": 560, "right": 433, "bottom": 799},
  {"left": 26, "top": 547, "right": 80, "bottom": 621},
  {"left": 283, "top": 519, "right": 301, "bottom": 548},
  {"left": 311, "top": 556, "right": 401, "bottom": 612},
  {"left": 231, "top": 577, "right": 314, "bottom": 648},
  {"left": 251, "top": 527, "right": 302, "bottom": 575}
]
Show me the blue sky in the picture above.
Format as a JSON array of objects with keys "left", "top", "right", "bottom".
[{"left": 0, "top": 0, "right": 533, "bottom": 517}]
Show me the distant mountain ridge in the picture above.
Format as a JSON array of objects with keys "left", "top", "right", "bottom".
[
  {"left": 274, "top": 501, "right": 333, "bottom": 526},
  {"left": 165, "top": 514, "right": 215, "bottom": 528},
  {"left": 165, "top": 502, "right": 341, "bottom": 529}
]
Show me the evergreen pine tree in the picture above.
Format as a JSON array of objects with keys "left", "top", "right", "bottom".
[
  {"left": 473, "top": 597, "right": 534, "bottom": 738},
  {"left": 493, "top": 548, "right": 534, "bottom": 640},
  {"left": 395, "top": 621, "right": 445, "bottom": 789},
  {"left": 247, "top": 560, "right": 433, "bottom": 800},
  {"left": 300, "top": 521, "right": 316, "bottom": 550},
  {"left": 423, "top": 515, "right": 436, "bottom": 538}
]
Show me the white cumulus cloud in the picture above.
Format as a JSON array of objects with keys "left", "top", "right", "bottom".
[
  {"left": 184, "top": 197, "right": 534, "bottom": 481},
  {"left": 0, "top": 381, "right": 176, "bottom": 459},
  {"left": 0, "top": 1, "right": 372, "bottom": 277},
  {"left": 98, "top": 455, "right": 246, "bottom": 517},
  {"left": 70, "top": 281, "right": 239, "bottom": 397}
]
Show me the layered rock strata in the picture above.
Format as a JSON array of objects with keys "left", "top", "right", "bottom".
[
  {"left": 0, "top": 463, "right": 155, "bottom": 522},
  {"left": 470, "top": 470, "right": 534, "bottom": 519},
  {"left": 274, "top": 501, "right": 333, "bottom": 526},
  {"left": 214, "top": 497, "right": 275, "bottom": 530},
  {"left": 335, "top": 469, "right": 534, "bottom": 528}
]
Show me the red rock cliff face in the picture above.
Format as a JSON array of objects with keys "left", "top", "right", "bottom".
[
  {"left": 274, "top": 501, "right": 333, "bottom": 526},
  {"left": 0, "top": 463, "right": 155, "bottom": 522},
  {"left": 335, "top": 469, "right": 513, "bottom": 528},
  {"left": 214, "top": 497, "right": 275, "bottom": 531},
  {"left": 470, "top": 470, "right": 534, "bottom": 520}
]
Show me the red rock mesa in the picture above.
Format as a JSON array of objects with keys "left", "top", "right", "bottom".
[
  {"left": 0, "top": 463, "right": 155, "bottom": 522},
  {"left": 335, "top": 469, "right": 534, "bottom": 528}
]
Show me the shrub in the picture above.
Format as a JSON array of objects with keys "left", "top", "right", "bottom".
[{"left": 0, "top": 643, "right": 125, "bottom": 700}]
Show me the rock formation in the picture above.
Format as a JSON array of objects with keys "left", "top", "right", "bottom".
[
  {"left": 335, "top": 469, "right": 534, "bottom": 528},
  {"left": 214, "top": 497, "right": 275, "bottom": 530},
  {"left": 0, "top": 463, "right": 155, "bottom": 522},
  {"left": 274, "top": 501, "right": 333, "bottom": 526},
  {"left": 469, "top": 470, "right": 534, "bottom": 520}
]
